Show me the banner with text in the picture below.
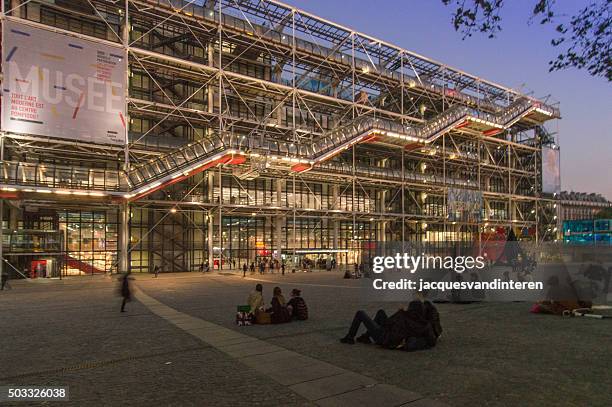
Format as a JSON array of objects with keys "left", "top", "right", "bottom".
[{"left": 1, "top": 20, "right": 126, "bottom": 145}]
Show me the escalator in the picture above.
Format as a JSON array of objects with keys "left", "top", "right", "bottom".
[
  {"left": 1, "top": 97, "right": 555, "bottom": 200},
  {"left": 63, "top": 255, "right": 106, "bottom": 275}
]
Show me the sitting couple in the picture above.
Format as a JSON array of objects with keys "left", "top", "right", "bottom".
[
  {"left": 247, "top": 284, "right": 308, "bottom": 324},
  {"left": 340, "top": 298, "right": 442, "bottom": 351}
]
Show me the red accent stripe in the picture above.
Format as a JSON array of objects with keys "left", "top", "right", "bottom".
[
  {"left": 483, "top": 128, "right": 502, "bottom": 136},
  {"left": 119, "top": 112, "right": 126, "bottom": 128},
  {"left": 0, "top": 191, "right": 20, "bottom": 199},
  {"left": 291, "top": 163, "right": 312, "bottom": 173},
  {"left": 226, "top": 154, "right": 247, "bottom": 165},
  {"left": 454, "top": 119, "right": 471, "bottom": 129},
  {"left": 72, "top": 92, "right": 85, "bottom": 119},
  {"left": 361, "top": 133, "right": 379, "bottom": 143},
  {"left": 128, "top": 154, "right": 233, "bottom": 202}
]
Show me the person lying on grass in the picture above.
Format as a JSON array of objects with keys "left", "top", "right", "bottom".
[{"left": 340, "top": 299, "right": 442, "bottom": 351}]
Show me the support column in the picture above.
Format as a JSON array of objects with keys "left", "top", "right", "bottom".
[
  {"left": 218, "top": 166, "right": 223, "bottom": 270},
  {"left": 119, "top": 202, "right": 130, "bottom": 274},
  {"left": 331, "top": 184, "right": 339, "bottom": 265},
  {"left": 275, "top": 179, "right": 284, "bottom": 260},
  {"left": 9, "top": 207, "right": 19, "bottom": 230},
  {"left": 207, "top": 212, "right": 214, "bottom": 266},
  {"left": 0, "top": 199, "right": 3, "bottom": 279},
  {"left": 207, "top": 172, "right": 214, "bottom": 266},
  {"left": 0, "top": 135, "right": 3, "bottom": 278},
  {"left": 379, "top": 189, "right": 387, "bottom": 242}
]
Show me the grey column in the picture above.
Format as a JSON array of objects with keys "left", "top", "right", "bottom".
[
  {"left": 207, "top": 172, "right": 214, "bottom": 265},
  {"left": 379, "top": 190, "right": 387, "bottom": 242},
  {"left": 275, "top": 179, "right": 285, "bottom": 260},
  {"left": 331, "top": 184, "right": 339, "bottom": 252},
  {"left": 119, "top": 202, "right": 130, "bottom": 273},
  {"left": 9, "top": 206, "right": 19, "bottom": 230}
]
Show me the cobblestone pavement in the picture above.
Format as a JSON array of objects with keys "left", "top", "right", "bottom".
[
  {"left": 0, "top": 277, "right": 308, "bottom": 406},
  {"left": 136, "top": 271, "right": 612, "bottom": 407},
  {"left": 1, "top": 272, "right": 611, "bottom": 406}
]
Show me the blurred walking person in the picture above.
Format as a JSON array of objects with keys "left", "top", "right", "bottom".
[
  {"left": 1, "top": 269, "right": 10, "bottom": 290},
  {"left": 120, "top": 272, "right": 133, "bottom": 312}
]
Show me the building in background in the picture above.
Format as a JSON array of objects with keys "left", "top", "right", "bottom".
[
  {"left": 0, "top": 0, "right": 560, "bottom": 276},
  {"left": 558, "top": 191, "right": 612, "bottom": 221}
]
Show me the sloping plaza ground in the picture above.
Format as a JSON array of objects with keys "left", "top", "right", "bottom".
[{"left": 0, "top": 271, "right": 610, "bottom": 406}]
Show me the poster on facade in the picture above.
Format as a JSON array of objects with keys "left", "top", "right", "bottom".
[
  {"left": 1, "top": 20, "right": 126, "bottom": 145},
  {"left": 542, "top": 146, "right": 561, "bottom": 194},
  {"left": 447, "top": 188, "right": 483, "bottom": 222}
]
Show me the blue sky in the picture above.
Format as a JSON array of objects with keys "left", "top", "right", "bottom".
[{"left": 284, "top": 0, "right": 612, "bottom": 199}]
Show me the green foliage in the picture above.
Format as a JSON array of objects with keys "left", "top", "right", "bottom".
[
  {"left": 441, "top": 0, "right": 611, "bottom": 81},
  {"left": 595, "top": 207, "right": 612, "bottom": 219}
]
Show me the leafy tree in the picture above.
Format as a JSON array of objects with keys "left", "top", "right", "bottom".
[
  {"left": 441, "top": 0, "right": 611, "bottom": 81},
  {"left": 595, "top": 207, "right": 612, "bottom": 219}
]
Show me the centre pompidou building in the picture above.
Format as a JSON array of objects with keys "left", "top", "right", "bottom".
[{"left": 0, "top": 0, "right": 560, "bottom": 275}]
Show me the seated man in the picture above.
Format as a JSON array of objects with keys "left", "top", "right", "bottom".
[{"left": 340, "top": 300, "right": 441, "bottom": 350}]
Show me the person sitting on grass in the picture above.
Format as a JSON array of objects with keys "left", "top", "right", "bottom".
[
  {"left": 340, "top": 299, "right": 442, "bottom": 351},
  {"left": 268, "top": 286, "right": 291, "bottom": 324},
  {"left": 287, "top": 288, "right": 309, "bottom": 320}
]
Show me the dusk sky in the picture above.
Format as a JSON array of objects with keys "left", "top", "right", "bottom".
[{"left": 285, "top": 0, "right": 612, "bottom": 199}]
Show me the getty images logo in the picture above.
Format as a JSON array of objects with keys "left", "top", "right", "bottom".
[{"left": 372, "top": 253, "right": 487, "bottom": 274}]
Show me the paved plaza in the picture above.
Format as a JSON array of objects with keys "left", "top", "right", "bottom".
[{"left": 1, "top": 271, "right": 610, "bottom": 406}]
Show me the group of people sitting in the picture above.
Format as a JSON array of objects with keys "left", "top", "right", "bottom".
[
  {"left": 340, "top": 297, "right": 443, "bottom": 352},
  {"left": 245, "top": 284, "right": 443, "bottom": 352},
  {"left": 247, "top": 284, "right": 308, "bottom": 324}
]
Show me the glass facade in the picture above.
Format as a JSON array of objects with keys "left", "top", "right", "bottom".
[
  {"left": 563, "top": 219, "right": 612, "bottom": 245},
  {"left": 58, "top": 211, "right": 118, "bottom": 275}
]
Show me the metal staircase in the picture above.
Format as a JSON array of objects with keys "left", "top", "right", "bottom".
[{"left": 1, "top": 98, "right": 555, "bottom": 200}]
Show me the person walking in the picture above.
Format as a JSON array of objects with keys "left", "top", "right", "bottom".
[
  {"left": 281, "top": 262, "right": 285, "bottom": 276},
  {"left": 242, "top": 263, "right": 247, "bottom": 278},
  {"left": 1, "top": 270, "right": 10, "bottom": 290},
  {"left": 120, "top": 273, "right": 132, "bottom": 312},
  {"left": 153, "top": 265, "right": 160, "bottom": 278}
]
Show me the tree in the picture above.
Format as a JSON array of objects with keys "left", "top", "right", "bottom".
[
  {"left": 441, "top": 0, "right": 611, "bottom": 81},
  {"left": 595, "top": 207, "right": 612, "bottom": 219}
]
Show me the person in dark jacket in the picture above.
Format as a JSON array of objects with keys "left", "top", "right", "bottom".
[
  {"left": 340, "top": 301, "right": 440, "bottom": 349},
  {"left": 1, "top": 270, "right": 10, "bottom": 290},
  {"left": 423, "top": 300, "right": 443, "bottom": 339},
  {"left": 287, "top": 288, "right": 308, "bottom": 320},
  {"left": 268, "top": 286, "right": 291, "bottom": 324},
  {"left": 120, "top": 272, "right": 132, "bottom": 312}
]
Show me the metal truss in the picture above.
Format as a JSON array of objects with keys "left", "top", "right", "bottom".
[{"left": 0, "top": 0, "right": 561, "bottom": 275}]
